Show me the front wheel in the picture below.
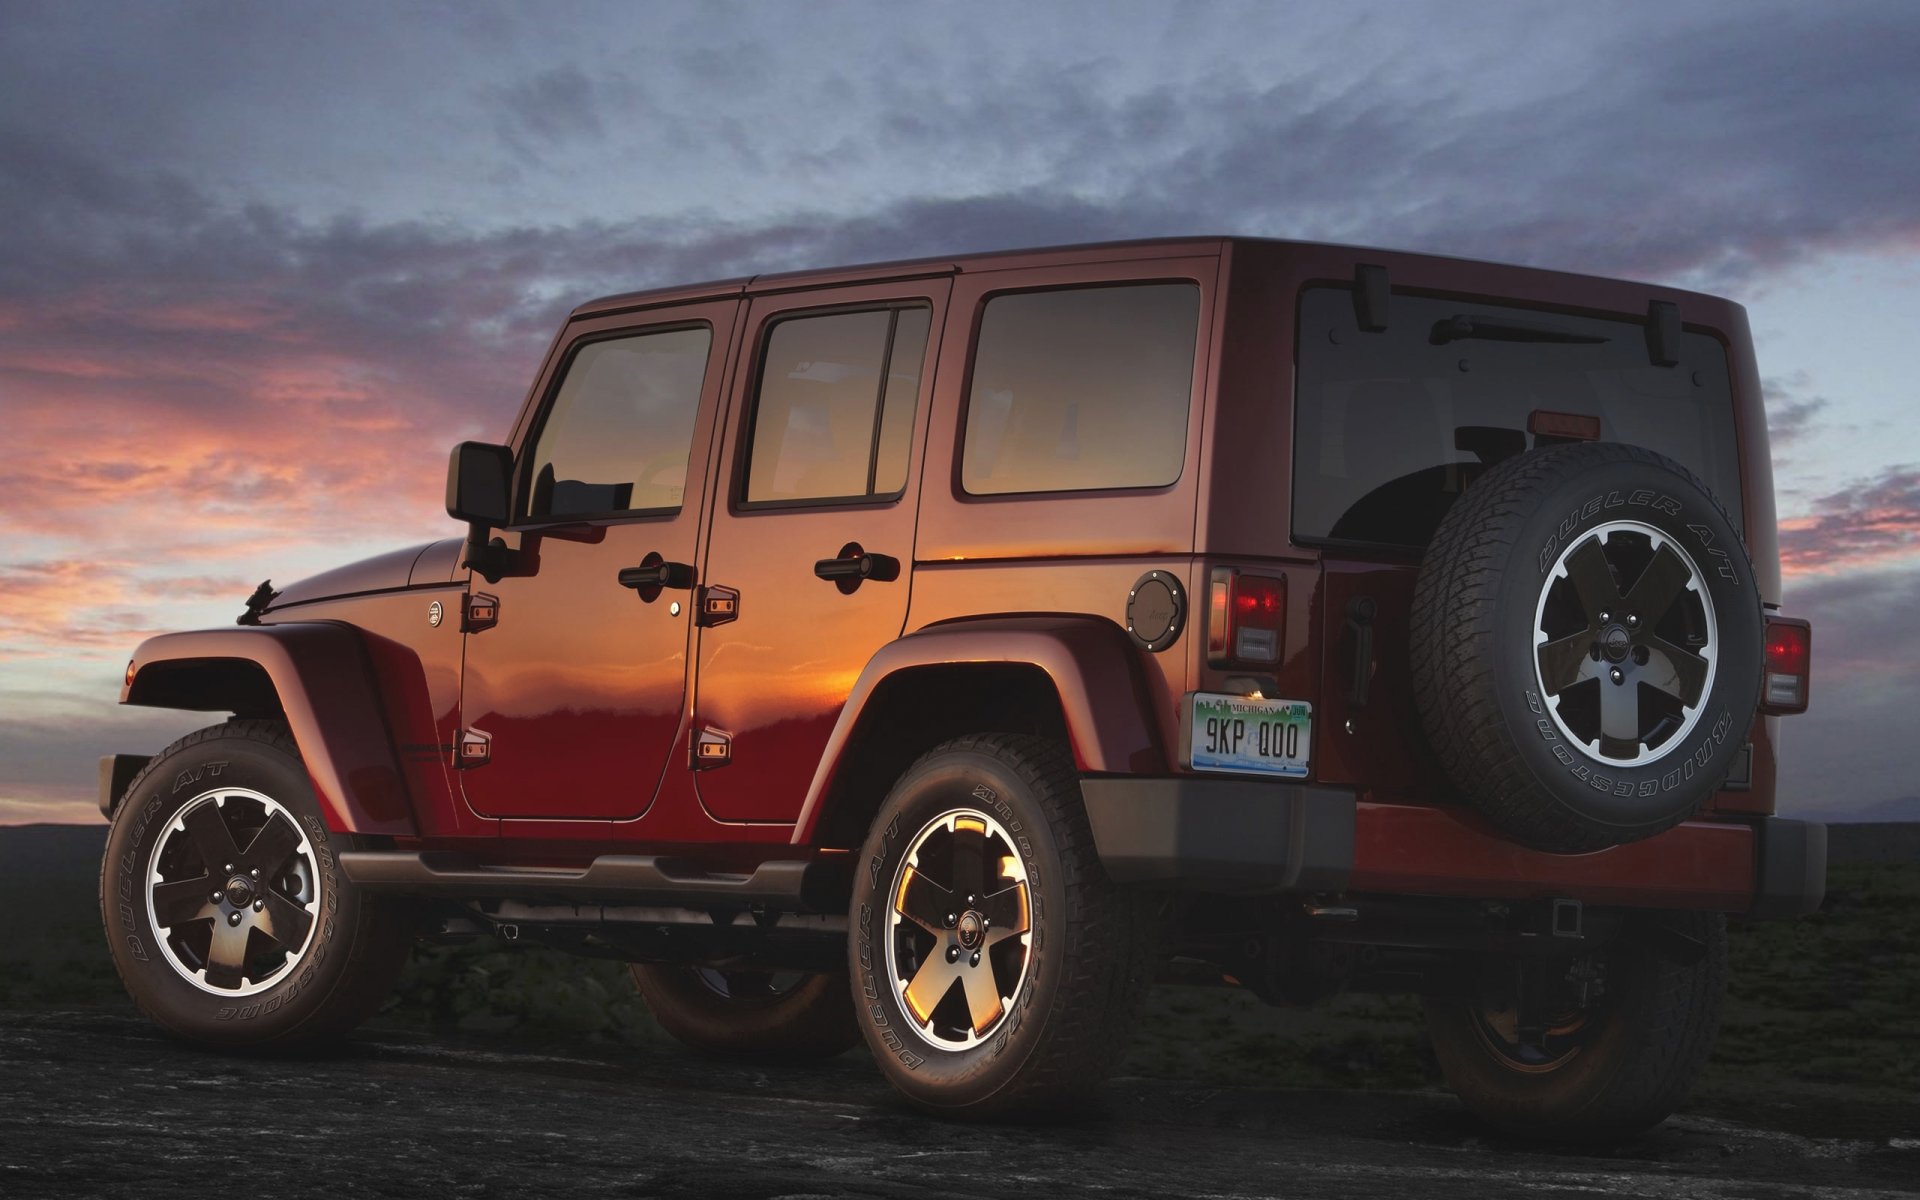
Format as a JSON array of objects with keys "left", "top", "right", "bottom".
[
  {"left": 1424, "top": 910, "right": 1727, "bottom": 1142},
  {"left": 100, "top": 720, "right": 417, "bottom": 1048},
  {"left": 850, "top": 733, "right": 1155, "bottom": 1118}
]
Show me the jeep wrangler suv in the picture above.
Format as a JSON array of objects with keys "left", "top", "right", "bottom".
[{"left": 99, "top": 237, "right": 1823, "bottom": 1139}]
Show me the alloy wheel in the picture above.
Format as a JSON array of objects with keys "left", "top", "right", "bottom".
[
  {"left": 1533, "top": 520, "right": 1718, "bottom": 765},
  {"left": 145, "top": 787, "right": 321, "bottom": 996},
  {"left": 884, "top": 809, "right": 1033, "bottom": 1050}
]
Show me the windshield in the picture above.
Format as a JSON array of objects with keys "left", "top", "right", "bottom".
[{"left": 1292, "top": 286, "right": 1743, "bottom": 550}]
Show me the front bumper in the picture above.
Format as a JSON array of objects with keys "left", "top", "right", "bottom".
[{"left": 1079, "top": 776, "right": 1826, "bottom": 917}]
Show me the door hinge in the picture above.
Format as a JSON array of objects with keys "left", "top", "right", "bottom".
[
  {"left": 692, "top": 727, "right": 732, "bottom": 769},
  {"left": 697, "top": 584, "right": 739, "bottom": 627},
  {"left": 454, "top": 728, "right": 492, "bottom": 768},
  {"left": 463, "top": 592, "right": 500, "bottom": 633}
]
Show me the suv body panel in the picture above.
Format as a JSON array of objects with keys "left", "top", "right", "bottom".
[
  {"left": 120, "top": 625, "right": 416, "bottom": 836},
  {"left": 792, "top": 615, "right": 1167, "bottom": 846},
  {"left": 691, "top": 278, "right": 952, "bottom": 824},
  {"left": 455, "top": 299, "right": 742, "bottom": 825},
  {"left": 112, "top": 236, "right": 1814, "bottom": 917}
]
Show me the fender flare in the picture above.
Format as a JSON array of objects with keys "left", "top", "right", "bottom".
[
  {"left": 122, "top": 624, "right": 416, "bottom": 836},
  {"left": 791, "top": 615, "right": 1165, "bottom": 845}
]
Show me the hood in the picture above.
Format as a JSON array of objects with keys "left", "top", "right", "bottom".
[{"left": 266, "top": 541, "right": 443, "bottom": 610}]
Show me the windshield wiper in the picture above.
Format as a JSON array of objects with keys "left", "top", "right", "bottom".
[{"left": 1429, "top": 314, "right": 1608, "bottom": 346}]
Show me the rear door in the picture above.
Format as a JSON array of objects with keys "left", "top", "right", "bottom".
[{"left": 690, "top": 280, "right": 949, "bottom": 823}]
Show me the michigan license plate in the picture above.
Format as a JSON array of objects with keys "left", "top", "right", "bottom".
[{"left": 1188, "top": 693, "right": 1312, "bottom": 778}]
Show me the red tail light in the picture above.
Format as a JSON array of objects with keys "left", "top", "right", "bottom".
[
  {"left": 1208, "top": 569, "right": 1284, "bottom": 666},
  {"left": 1761, "top": 616, "right": 1811, "bottom": 714}
]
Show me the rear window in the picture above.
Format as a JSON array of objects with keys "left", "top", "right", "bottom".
[
  {"left": 962, "top": 283, "right": 1199, "bottom": 495},
  {"left": 1292, "top": 287, "right": 1742, "bottom": 549}
]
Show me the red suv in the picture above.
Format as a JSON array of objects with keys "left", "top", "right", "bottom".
[{"left": 99, "top": 238, "right": 1822, "bottom": 1139}]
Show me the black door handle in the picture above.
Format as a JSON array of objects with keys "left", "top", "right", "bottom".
[
  {"left": 618, "top": 559, "right": 695, "bottom": 591},
  {"left": 1345, "top": 595, "right": 1377, "bottom": 708},
  {"left": 813, "top": 546, "right": 900, "bottom": 587}
]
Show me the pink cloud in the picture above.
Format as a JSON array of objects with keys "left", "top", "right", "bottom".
[{"left": 1778, "top": 467, "right": 1920, "bottom": 576}]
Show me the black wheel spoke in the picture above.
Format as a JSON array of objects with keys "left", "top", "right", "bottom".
[
  {"left": 979, "top": 880, "right": 1029, "bottom": 940},
  {"left": 1622, "top": 542, "right": 1693, "bottom": 621},
  {"left": 1643, "top": 636, "right": 1709, "bottom": 705},
  {"left": 151, "top": 877, "right": 216, "bottom": 928},
  {"left": 1563, "top": 538, "right": 1621, "bottom": 623},
  {"left": 1599, "top": 675, "right": 1641, "bottom": 744},
  {"left": 893, "top": 865, "right": 954, "bottom": 935},
  {"left": 179, "top": 801, "right": 242, "bottom": 871},
  {"left": 257, "top": 891, "right": 315, "bottom": 952},
  {"left": 243, "top": 813, "right": 304, "bottom": 878},
  {"left": 203, "top": 919, "right": 252, "bottom": 988},
  {"left": 950, "top": 816, "right": 989, "bottom": 900},
  {"left": 1537, "top": 632, "right": 1599, "bottom": 695}
]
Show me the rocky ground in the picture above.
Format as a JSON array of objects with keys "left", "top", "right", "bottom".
[{"left": 3, "top": 1007, "right": 1917, "bottom": 1200}]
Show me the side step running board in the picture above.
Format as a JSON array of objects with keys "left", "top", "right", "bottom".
[{"left": 338, "top": 850, "right": 849, "bottom": 912}]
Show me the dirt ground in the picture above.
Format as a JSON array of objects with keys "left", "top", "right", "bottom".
[{"left": 2, "top": 1007, "right": 1916, "bottom": 1200}]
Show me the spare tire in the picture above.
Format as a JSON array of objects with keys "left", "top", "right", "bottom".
[{"left": 1411, "top": 442, "right": 1762, "bottom": 852}]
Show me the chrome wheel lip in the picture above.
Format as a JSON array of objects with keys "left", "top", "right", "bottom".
[
  {"left": 1531, "top": 519, "right": 1719, "bottom": 767},
  {"left": 883, "top": 807, "right": 1033, "bottom": 1052},
  {"left": 145, "top": 787, "right": 320, "bottom": 997}
]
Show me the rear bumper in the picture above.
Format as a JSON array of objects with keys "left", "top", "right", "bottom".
[{"left": 1080, "top": 776, "right": 1825, "bottom": 917}]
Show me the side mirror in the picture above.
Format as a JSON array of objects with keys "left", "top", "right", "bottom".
[
  {"left": 446, "top": 442, "right": 516, "bottom": 582},
  {"left": 446, "top": 441, "right": 513, "bottom": 526}
]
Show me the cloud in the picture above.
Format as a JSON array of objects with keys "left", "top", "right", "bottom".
[
  {"left": 1778, "top": 466, "right": 1920, "bottom": 576},
  {"left": 493, "top": 65, "right": 612, "bottom": 155},
  {"left": 1763, "top": 373, "right": 1831, "bottom": 450},
  {"left": 4, "top": 1, "right": 1920, "bottom": 824},
  {"left": 1776, "top": 566, "right": 1920, "bottom": 817},
  {"left": 0, "top": 698, "right": 208, "bottom": 825}
]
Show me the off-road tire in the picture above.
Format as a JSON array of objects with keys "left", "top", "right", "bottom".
[
  {"left": 100, "top": 720, "right": 416, "bottom": 1049},
  {"left": 629, "top": 965, "right": 861, "bottom": 1060},
  {"left": 849, "top": 733, "right": 1155, "bottom": 1119},
  {"left": 1424, "top": 910, "right": 1728, "bottom": 1142},
  {"left": 1412, "top": 442, "right": 1764, "bottom": 852}
]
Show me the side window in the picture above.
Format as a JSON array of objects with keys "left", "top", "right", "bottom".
[
  {"left": 525, "top": 325, "right": 712, "bottom": 519},
  {"left": 961, "top": 283, "right": 1199, "bottom": 495},
  {"left": 743, "top": 305, "right": 931, "bottom": 504}
]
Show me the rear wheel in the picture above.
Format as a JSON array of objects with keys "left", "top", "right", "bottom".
[
  {"left": 100, "top": 720, "right": 417, "bottom": 1048},
  {"left": 628, "top": 964, "right": 859, "bottom": 1060},
  {"left": 850, "top": 733, "right": 1155, "bottom": 1118},
  {"left": 1424, "top": 910, "right": 1727, "bottom": 1142}
]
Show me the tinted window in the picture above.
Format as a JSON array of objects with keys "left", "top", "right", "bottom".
[
  {"left": 1293, "top": 287, "right": 1743, "bottom": 548},
  {"left": 526, "top": 326, "right": 711, "bottom": 519},
  {"left": 744, "top": 305, "right": 930, "bottom": 504},
  {"left": 962, "top": 283, "right": 1199, "bottom": 495}
]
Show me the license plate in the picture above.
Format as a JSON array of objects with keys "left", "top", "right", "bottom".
[{"left": 1188, "top": 693, "right": 1312, "bottom": 778}]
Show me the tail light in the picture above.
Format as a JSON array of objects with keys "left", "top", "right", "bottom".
[
  {"left": 1761, "top": 615, "right": 1811, "bottom": 714},
  {"left": 1208, "top": 569, "right": 1284, "bottom": 666}
]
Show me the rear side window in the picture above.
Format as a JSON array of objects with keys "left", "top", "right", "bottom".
[
  {"left": 525, "top": 325, "right": 712, "bottom": 519},
  {"left": 743, "top": 305, "right": 931, "bottom": 505},
  {"left": 1293, "top": 287, "right": 1743, "bottom": 549},
  {"left": 962, "top": 283, "right": 1200, "bottom": 495}
]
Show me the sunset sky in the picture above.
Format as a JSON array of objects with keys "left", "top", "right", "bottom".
[{"left": 3, "top": 1, "right": 1917, "bottom": 824}]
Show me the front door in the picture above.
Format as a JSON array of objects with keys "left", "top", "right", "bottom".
[
  {"left": 458, "top": 301, "right": 739, "bottom": 821},
  {"left": 691, "top": 281, "right": 949, "bottom": 823}
]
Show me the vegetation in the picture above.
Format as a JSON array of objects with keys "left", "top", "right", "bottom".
[{"left": 6, "top": 842, "right": 1913, "bottom": 1132}]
